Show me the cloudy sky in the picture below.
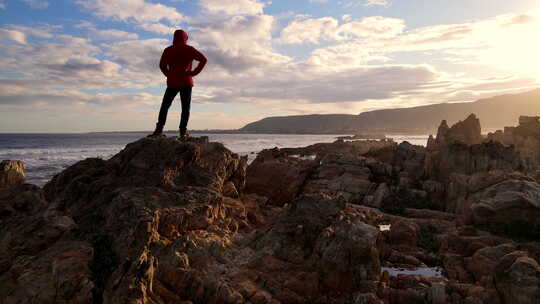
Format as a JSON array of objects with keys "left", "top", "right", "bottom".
[{"left": 1, "top": 0, "right": 539, "bottom": 132}]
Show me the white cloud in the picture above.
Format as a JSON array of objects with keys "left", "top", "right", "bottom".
[
  {"left": 203, "top": 64, "right": 439, "bottom": 103},
  {"left": 7, "top": 24, "right": 58, "bottom": 38},
  {"left": 137, "top": 23, "right": 175, "bottom": 35},
  {"left": 306, "top": 42, "right": 390, "bottom": 68},
  {"left": 192, "top": 15, "right": 291, "bottom": 73},
  {"left": 94, "top": 29, "right": 138, "bottom": 40},
  {"left": 20, "top": 0, "right": 49, "bottom": 9},
  {"left": 0, "top": 2, "right": 5, "bottom": 9},
  {"left": 280, "top": 16, "right": 339, "bottom": 44},
  {"left": 105, "top": 38, "right": 168, "bottom": 74},
  {"left": 70, "top": 22, "right": 139, "bottom": 41},
  {"left": 0, "top": 31, "right": 153, "bottom": 92},
  {"left": 361, "top": 13, "right": 538, "bottom": 56},
  {"left": 199, "top": 0, "right": 265, "bottom": 15},
  {"left": 76, "top": 0, "right": 184, "bottom": 24},
  {"left": 364, "top": 0, "right": 390, "bottom": 7},
  {"left": 0, "top": 29, "right": 27, "bottom": 44},
  {"left": 339, "top": 16, "right": 405, "bottom": 39},
  {"left": 280, "top": 15, "right": 404, "bottom": 44}
]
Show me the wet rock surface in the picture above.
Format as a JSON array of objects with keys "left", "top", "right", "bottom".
[{"left": 2, "top": 114, "right": 540, "bottom": 304}]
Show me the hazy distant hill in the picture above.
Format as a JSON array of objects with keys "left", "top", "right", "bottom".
[{"left": 240, "top": 89, "right": 540, "bottom": 134}]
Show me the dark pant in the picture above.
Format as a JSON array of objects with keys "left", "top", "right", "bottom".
[{"left": 156, "top": 86, "right": 192, "bottom": 134}]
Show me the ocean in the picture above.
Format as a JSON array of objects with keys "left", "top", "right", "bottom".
[{"left": 0, "top": 133, "right": 429, "bottom": 186}]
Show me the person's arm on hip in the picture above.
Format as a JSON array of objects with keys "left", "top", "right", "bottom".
[{"left": 190, "top": 48, "right": 207, "bottom": 76}]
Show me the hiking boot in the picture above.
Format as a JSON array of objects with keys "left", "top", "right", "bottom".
[
  {"left": 178, "top": 130, "right": 190, "bottom": 142},
  {"left": 147, "top": 124, "right": 165, "bottom": 138}
]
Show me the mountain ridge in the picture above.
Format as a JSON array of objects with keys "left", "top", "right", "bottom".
[{"left": 240, "top": 88, "right": 540, "bottom": 134}]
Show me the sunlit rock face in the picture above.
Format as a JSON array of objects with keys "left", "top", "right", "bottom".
[{"left": 0, "top": 160, "right": 25, "bottom": 190}]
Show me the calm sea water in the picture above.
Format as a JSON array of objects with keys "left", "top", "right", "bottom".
[{"left": 0, "top": 133, "right": 428, "bottom": 186}]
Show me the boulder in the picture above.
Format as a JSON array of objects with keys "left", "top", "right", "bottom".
[
  {"left": 465, "top": 243, "right": 516, "bottom": 284},
  {"left": 246, "top": 148, "right": 313, "bottom": 206},
  {"left": 0, "top": 160, "right": 25, "bottom": 190},
  {"left": 470, "top": 179, "right": 540, "bottom": 239},
  {"left": 494, "top": 251, "right": 540, "bottom": 304}
]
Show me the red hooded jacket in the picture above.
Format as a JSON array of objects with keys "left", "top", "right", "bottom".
[{"left": 160, "top": 30, "right": 207, "bottom": 88}]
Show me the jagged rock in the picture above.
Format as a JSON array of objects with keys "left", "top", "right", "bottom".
[
  {"left": 425, "top": 141, "right": 523, "bottom": 182},
  {"left": 1, "top": 137, "right": 392, "bottom": 303},
  {"left": 302, "top": 154, "right": 374, "bottom": 203},
  {"left": 392, "top": 142, "right": 426, "bottom": 181},
  {"left": 6, "top": 113, "right": 540, "bottom": 304},
  {"left": 0, "top": 184, "right": 93, "bottom": 303},
  {"left": 366, "top": 183, "right": 390, "bottom": 209},
  {"left": 223, "top": 181, "right": 240, "bottom": 198},
  {"left": 314, "top": 215, "right": 381, "bottom": 292},
  {"left": 425, "top": 114, "right": 525, "bottom": 184},
  {"left": 252, "top": 194, "right": 382, "bottom": 298},
  {"left": 0, "top": 160, "right": 25, "bottom": 190},
  {"left": 1, "top": 137, "right": 252, "bottom": 303},
  {"left": 487, "top": 116, "right": 540, "bottom": 168},
  {"left": 494, "top": 251, "right": 540, "bottom": 304},
  {"left": 430, "top": 114, "right": 483, "bottom": 148}
]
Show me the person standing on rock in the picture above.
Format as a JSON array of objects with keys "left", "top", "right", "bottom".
[{"left": 149, "top": 29, "right": 207, "bottom": 140}]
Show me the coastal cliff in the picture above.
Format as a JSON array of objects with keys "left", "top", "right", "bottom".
[{"left": 1, "top": 117, "right": 540, "bottom": 304}]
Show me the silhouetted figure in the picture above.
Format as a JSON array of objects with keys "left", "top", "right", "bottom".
[{"left": 149, "top": 29, "right": 207, "bottom": 139}]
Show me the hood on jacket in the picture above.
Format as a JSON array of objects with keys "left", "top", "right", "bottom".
[{"left": 173, "top": 29, "right": 188, "bottom": 45}]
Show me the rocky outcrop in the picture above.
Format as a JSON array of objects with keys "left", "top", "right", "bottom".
[
  {"left": 1, "top": 136, "right": 388, "bottom": 303},
  {"left": 425, "top": 139, "right": 523, "bottom": 182},
  {"left": 5, "top": 113, "right": 540, "bottom": 304},
  {"left": 254, "top": 194, "right": 382, "bottom": 297},
  {"left": 281, "top": 138, "right": 396, "bottom": 157},
  {"left": 487, "top": 116, "right": 540, "bottom": 169},
  {"left": 2, "top": 137, "right": 251, "bottom": 303},
  {"left": 427, "top": 114, "right": 483, "bottom": 148},
  {"left": 0, "top": 160, "right": 25, "bottom": 190}
]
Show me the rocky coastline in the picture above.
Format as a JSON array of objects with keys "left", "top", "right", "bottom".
[{"left": 1, "top": 114, "right": 539, "bottom": 304}]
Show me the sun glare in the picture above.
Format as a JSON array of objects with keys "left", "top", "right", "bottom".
[{"left": 485, "top": 9, "right": 540, "bottom": 79}]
